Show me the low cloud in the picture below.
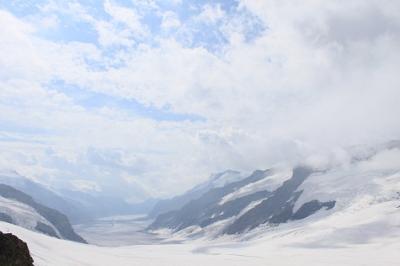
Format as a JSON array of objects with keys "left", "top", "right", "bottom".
[{"left": 0, "top": 0, "right": 399, "bottom": 198}]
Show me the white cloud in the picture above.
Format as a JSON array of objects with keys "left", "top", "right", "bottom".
[
  {"left": 103, "top": 0, "right": 148, "bottom": 38},
  {"left": 0, "top": 1, "right": 400, "bottom": 198},
  {"left": 359, "top": 148, "right": 400, "bottom": 171},
  {"left": 161, "top": 11, "right": 181, "bottom": 29},
  {"left": 195, "top": 4, "right": 225, "bottom": 24}
]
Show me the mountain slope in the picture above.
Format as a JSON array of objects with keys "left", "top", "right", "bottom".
[
  {"left": 0, "top": 146, "right": 399, "bottom": 265},
  {"left": 224, "top": 167, "right": 335, "bottom": 234},
  {"left": 149, "top": 170, "right": 242, "bottom": 218},
  {"left": 149, "top": 145, "right": 400, "bottom": 237},
  {"left": 1, "top": 190, "right": 399, "bottom": 266},
  {"left": 0, "top": 171, "right": 89, "bottom": 223},
  {"left": 0, "top": 195, "right": 59, "bottom": 238},
  {"left": 0, "top": 170, "right": 156, "bottom": 222},
  {"left": 149, "top": 169, "right": 274, "bottom": 231},
  {"left": 0, "top": 184, "right": 86, "bottom": 243}
]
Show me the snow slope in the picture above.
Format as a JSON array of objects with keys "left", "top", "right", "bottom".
[
  {"left": 0, "top": 170, "right": 88, "bottom": 223},
  {"left": 1, "top": 146, "right": 399, "bottom": 265},
  {"left": 2, "top": 157, "right": 400, "bottom": 266},
  {"left": 0, "top": 184, "right": 86, "bottom": 242},
  {"left": 220, "top": 167, "right": 292, "bottom": 205},
  {"left": 0, "top": 196, "right": 58, "bottom": 235},
  {"left": 150, "top": 146, "right": 400, "bottom": 238},
  {"left": 1, "top": 192, "right": 399, "bottom": 266},
  {"left": 149, "top": 170, "right": 244, "bottom": 218}
]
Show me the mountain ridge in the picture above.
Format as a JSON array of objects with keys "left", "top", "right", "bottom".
[{"left": 0, "top": 184, "right": 86, "bottom": 243}]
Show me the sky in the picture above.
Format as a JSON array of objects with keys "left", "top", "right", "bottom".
[{"left": 0, "top": 0, "right": 399, "bottom": 200}]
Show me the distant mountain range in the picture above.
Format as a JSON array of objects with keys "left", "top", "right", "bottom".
[
  {"left": 148, "top": 142, "right": 400, "bottom": 237},
  {"left": 149, "top": 170, "right": 243, "bottom": 218},
  {"left": 0, "top": 170, "right": 157, "bottom": 224},
  {"left": 0, "top": 184, "right": 86, "bottom": 243},
  {"left": 1, "top": 140, "right": 399, "bottom": 241},
  {"left": 0, "top": 171, "right": 89, "bottom": 223},
  {"left": 149, "top": 167, "right": 335, "bottom": 235}
]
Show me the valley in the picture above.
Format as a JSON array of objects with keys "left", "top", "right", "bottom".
[
  {"left": 1, "top": 145, "right": 400, "bottom": 265},
  {"left": 1, "top": 193, "right": 399, "bottom": 266},
  {"left": 74, "top": 215, "right": 168, "bottom": 246}
]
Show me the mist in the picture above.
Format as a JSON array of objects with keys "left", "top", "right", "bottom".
[
  {"left": 0, "top": 0, "right": 399, "bottom": 198},
  {"left": 1, "top": 1, "right": 400, "bottom": 266}
]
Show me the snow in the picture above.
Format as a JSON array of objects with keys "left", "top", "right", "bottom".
[
  {"left": 0, "top": 169, "right": 20, "bottom": 178},
  {"left": 210, "top": 170, "right": 244, "bottom": 188},
  {"left": 0, "top": 196, "right": 59, "bottom": 236},
  {"left": 192, "top": 170, "right": 245, "bottom": 193},
  {"left": 1, "top": 148, "right": 399, "bottom": 265},
  {"left": 1, "top": 190, "right": 399, "bottom": 266},
  {"left": 294, "top": 148, "right": 400, "bottom": 213},
  {"left": 220, "top": 168, "right": 292, "bottom": 205},
  {"left": 74, "top": 215, "right": 166, "bottom": 246}
]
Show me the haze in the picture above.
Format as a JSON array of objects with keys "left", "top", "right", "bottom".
[{"left": 1, "top": 0, "right": 399, "bottom": 201}]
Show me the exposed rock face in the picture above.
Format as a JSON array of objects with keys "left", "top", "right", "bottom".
[
  {"left": 150, "top": 166, "right": 336, "bottom": 235},
  {"left": 0, "top": 212, "right": 14, "bottom": 224},
  {"left": 35, "top": 222, "right": 59, "bottom": 238},
  {"left": 225, "top": 167, "right": 313, "bottom": 234},
  {"left": 149, "top": 170, "right": 242, "bottom": 218},
  {"left": 149, "top": 187, "right": 213, "bottom": 219},
  {"left": 0, "top": 231, "right": 34, "bottom": 266},
  {"left": 0, "top": 171, "right": 88, "bottom": 223},
  {"left": 292, "top": 200, "right": 336, "bottom": 220},
  {"left": 0, "top": 184, "right": 86, "bottom": 243},
  {"left": 149, "top": 169, "right": 271, "bottom": 230}
]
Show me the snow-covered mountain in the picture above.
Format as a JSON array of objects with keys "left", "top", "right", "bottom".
[
  {"left": 0, "top": 170, "right": 90, "bottom": 223},
  {"left": 58, "top": 188, "right": 157, "bottom": 220},
  {"left": 0, "top": 170, "right": 156, "bottom": 223},
  {"left": 149, "top": 167, "right": 333, "bottom": 234},
  {"left": 0, "top": 184, "right": 86, "bottom": 243},
  {"left": 1, "top": 186, "right": 399, "bottom": 266},
  {"left": 0, "top": 144, "right": 399, "bottom": 265},
  {"left": 149, "top": 170, "right": 243, "bottom": 218},
  {"left": 0, "top": 195, "right": 59, "bottom": 238},
  {"left": 149, "top": 144, "right": 400, "bottom": 238}
]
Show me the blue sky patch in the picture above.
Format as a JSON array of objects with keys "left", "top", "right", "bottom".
[{"left": 48, "top": 80, "right": 206, "bottom": 122}]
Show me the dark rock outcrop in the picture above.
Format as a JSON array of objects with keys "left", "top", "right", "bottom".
[
  {"left": 0, "top": 231, "right": 34, "bottom": 266},
  {"left": 292, "top": 200, "right": 336, "bottom": 220}
]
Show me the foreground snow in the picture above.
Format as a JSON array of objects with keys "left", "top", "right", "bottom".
[{"left": 1, "top": 195, "right": 399, "bottom": 266}]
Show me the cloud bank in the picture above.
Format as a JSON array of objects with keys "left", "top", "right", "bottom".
[{"left": 0, "top": 0, "right": 399, "bottom": 198}]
